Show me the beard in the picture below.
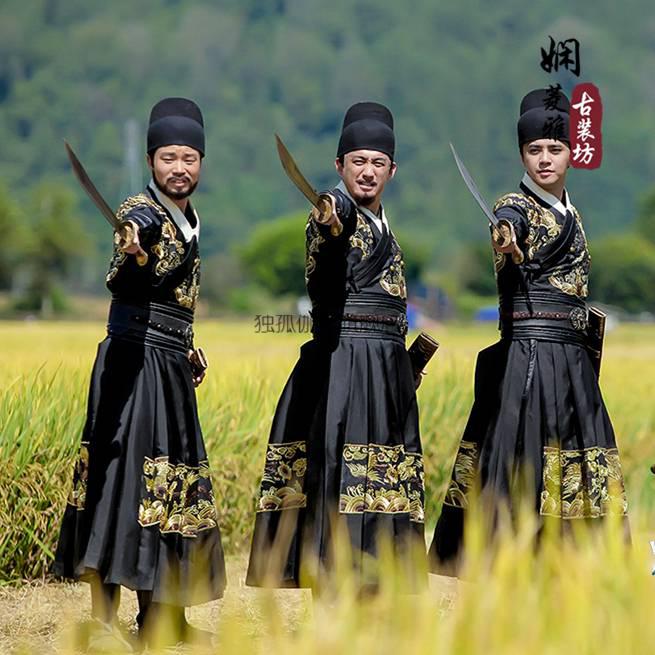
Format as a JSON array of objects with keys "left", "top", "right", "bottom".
[
  {"left": 153, "top": 175, "right": 198, "bottom": 200},
  {"left": 356, "top": 194, "right": 376, "bottom": 206},
  {"left": 350, "top": 190, "right": 378, "bottom": 208}
]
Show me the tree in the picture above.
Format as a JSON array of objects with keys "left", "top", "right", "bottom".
[
  {"left": 239, "top": 214, "right": 432, "bottom": 299},
  {"left": 0, "top": 184, "right": 29, "bottom": 290},
  {"left": 590, "top": 234, "right": 655, "bottom": 314},
  {"left": 458, "top": 240, "right": 498, "bottom": 297},
  {"left": 16, "top": 183, "right": 89, "bottom": 315},
  {"left": 239, "top": 212, "right": 306, "bottom": 297},
  {"left": 635, "top": 187, "right": 655, "bottom": 245},
  {"left": 393, "top": 228, "right": 430, "bottom": 286}
]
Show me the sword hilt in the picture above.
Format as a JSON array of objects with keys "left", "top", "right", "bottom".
[
  {"left": 315, "top": 193, "right": 343, "bottom": 237},
  {"left": 116, "top": 221, "right": 149, "bottom": 267},
  {"left": 495, "top": 219, "right": 524, "bottom": 265}
]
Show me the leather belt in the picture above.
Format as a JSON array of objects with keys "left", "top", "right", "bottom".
[
  {"left": 312, "top": 293, "right": 408, "bottom": 340},
  {"left": 500, "top": 306, "right": 589, "bottom": 331},
  {"left": 499, "top": 293, "right": 590, "bottom": 344},
  {"left": 341, "top": 312, "right": 408, "bottom": 336}
]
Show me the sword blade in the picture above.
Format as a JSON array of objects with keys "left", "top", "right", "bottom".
[
  {"left": 64, "top": 140, "right": 120, "bottom": 229},
  {"left": 275, "top": 134, "right": 321, "bottom": 208},
  {"left": 449, "top": 143, "right": 499, "bottom": 228}
]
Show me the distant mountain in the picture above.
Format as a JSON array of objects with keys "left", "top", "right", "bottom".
[{"left": 1, "top": 0, "right": 653, "bottom": 285}]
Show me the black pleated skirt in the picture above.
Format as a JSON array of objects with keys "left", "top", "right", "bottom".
[
  {"left": 429, "top": 337, "right": 629, "bottom": 574},
  {"left": 53, "top": 336, "right": 226, "bottom": 606},
  {"left": 246, "top": 334, "right": 426, "bottom": 589}
]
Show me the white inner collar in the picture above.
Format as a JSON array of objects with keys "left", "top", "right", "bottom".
[
  {"left": 521, "top": 173, "right": 572, "bottom": 215},
  {"left": 147, "top": 180, "right": 200, "bottom": 242},
  {"left": 336, "top": 181, "right": 389, "bottom": 233}
]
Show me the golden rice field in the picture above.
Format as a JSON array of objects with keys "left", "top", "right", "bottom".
[{"left": 1, "top": 319, "right": 655, "bottom": 653}]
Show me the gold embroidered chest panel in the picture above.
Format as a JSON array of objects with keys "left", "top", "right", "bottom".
[{"left": 492, "top": 193, "right": 589, "bottom": 298}]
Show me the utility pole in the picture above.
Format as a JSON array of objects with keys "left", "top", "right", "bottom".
[{"left": 122, "top": 118, "right": 142, "bottom": 197}]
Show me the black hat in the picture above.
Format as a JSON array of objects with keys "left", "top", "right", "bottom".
[
  {"left": 517, "top": 87, "right": 570, "bottom": 147},
  {"left": 337, "top": 102, "right": 395, "bottom": 160},
  {"left": 147, "top": 97, "right": 205, "bottom": 156}
]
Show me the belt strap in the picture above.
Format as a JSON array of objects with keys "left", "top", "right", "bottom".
[
  {"left": 500, "top": 318, "right": 587, "bottom": 345},
  {"left": 312, "top": 313, "right": 407, "bottom": 341},
  {"left": 500, "top": 306, "right": 589, "bottom": 332},
  {"left": 341, "top": 312, "right": 408, "bottom": 335},
  {"left": 107, "top": 300, "right": 194, "bottom": 353}
]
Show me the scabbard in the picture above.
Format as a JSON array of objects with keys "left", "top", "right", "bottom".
[
  {"left": 407, "top": 332, "right": 439, "bottom": 378},
  {"left": 586, "top": 306, "right": 606, "bottom": 379}
]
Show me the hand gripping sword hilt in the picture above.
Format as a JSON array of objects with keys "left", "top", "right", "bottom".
[
  {"left": 115, "top": 221, "right": 148, "bottom": 267},
  {"left": 315, "top": 193, "right": 343, "bottom": 237},
  {"left": 495, "top": 218, "right": 524, "bottom": 265}
]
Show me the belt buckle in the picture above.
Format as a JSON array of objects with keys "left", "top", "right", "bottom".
[
  {"left": 569, "top": 307, "right": 588, "bottom": 331},
  {"left": 396, "top": 314, "right": 408, "bottom": 336}
]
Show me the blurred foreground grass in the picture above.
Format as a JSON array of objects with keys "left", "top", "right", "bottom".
[{"left": 2, "top": 515, "right": 655, "bottom": 654}]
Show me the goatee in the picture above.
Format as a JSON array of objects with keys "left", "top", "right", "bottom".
[{"left": 154, "top": 176, "right": 198, "bottom": 200}]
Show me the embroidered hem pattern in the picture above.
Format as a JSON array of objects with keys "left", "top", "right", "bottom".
[
  {"left": 138, "top": 456, "right": 219, "bottom": 537},
  {"left": 256, "top": 441, "right": 307, "bottom": 512},
  {"left": 540, "top": 446, "right": 628, "bottom": 519},
  {"left": 442, "top": 440, "right": 478, "bottom": 509},
  {"left": 339, "top": 443, "right": 425, "bottom": 523},
  {"left": 66, "top": 441, "right": 90, "bottom": 510}
]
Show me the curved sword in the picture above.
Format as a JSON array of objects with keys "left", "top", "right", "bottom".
[
  {"left": 64, "top": 141, "right": 148, "bottom": 265},
  {"left": 449, "top": 143, "right": 524, "bottom": 264},
  {"left": 275, "top": 134, "right": 342, "bottom": 237}
]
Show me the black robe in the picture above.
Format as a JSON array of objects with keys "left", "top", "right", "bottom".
[
  {"left": 246, "top": 186, "right": 425, "bottom": 589},
  {"left": 53, "top": 183, "right": 226, "bottom": 605},
  {"left": 429, "top": 176, "right": 629, "bottom": 574}
]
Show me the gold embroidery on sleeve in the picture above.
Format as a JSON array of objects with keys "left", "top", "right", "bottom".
[
  {"left": 379, "top": 237, "right": 407, "bottom": 299},
  {"left": 151, "top": 220, "right": 184, "bottom": 277},
  {"left": 175, "top": 257, "right": 201, "bottom": 309}
]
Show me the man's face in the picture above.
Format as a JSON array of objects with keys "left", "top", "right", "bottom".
[
  {"left": 148, "top": 145, "right": 202, "bottom": 200},
  {"left": 520, "top": 139, "right": 570, "bottom": 193},
  {"left": 335, "top": 149, "right": 396, "bottom": 207}
]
